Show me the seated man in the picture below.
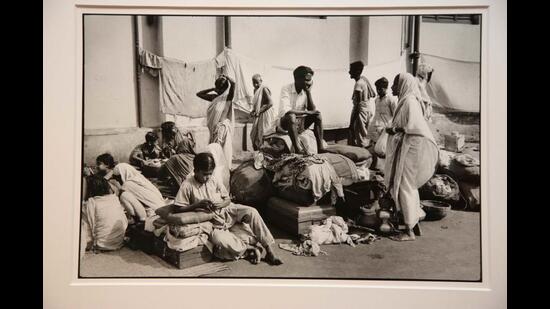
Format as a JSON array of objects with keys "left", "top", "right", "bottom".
[
  {"left": 173, "top": 152, "right": 283, "bottom": 265},
  {"left": 275, "top": 65, "right": 326, "bottom": 155},
  {"left": 129, "top": 131, "right": 162, "bottom": 167}
]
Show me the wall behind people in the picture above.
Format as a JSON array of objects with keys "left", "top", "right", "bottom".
[
  {"left": 231, "top": 17, "right": 354, "bottom": 129},
  {"left": 84, "top": 15, "right": 139, "bottom": 130},
  {"left": 419, "top": 21, "right": 481, "bottom": 113},
  {"left": 350, "top": 16, "right": 408, "bottom": 99}
]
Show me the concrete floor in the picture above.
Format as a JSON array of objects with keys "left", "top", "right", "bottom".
[{"left": 80, "top": 209, "right": 481, "bottom": 281}]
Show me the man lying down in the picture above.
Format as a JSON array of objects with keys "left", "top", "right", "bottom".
[{"left": 172, "top": 152, "right": 283, "bottom": 265}]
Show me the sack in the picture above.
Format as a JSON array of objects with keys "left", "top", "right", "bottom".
[
  {"left": 374, "top": 131, "right": 389, "bottom": 157},
  {"left": 458, "top": 181, "right": 480, "bottom": 211},
  {"left": 449, "top": 154, "right": 480, "bottom": 184},
  {"left": 316, "top": 153, "right": 359, "bottom": 186},
  {"left": 419, "top": 174, "right": 461, "bottom": 206},
  {"left": 325, "top": 144, "right": 373, "bottom": 163},
  {"left": 230, "top": 160, "right": 274, "bottom": 208}
]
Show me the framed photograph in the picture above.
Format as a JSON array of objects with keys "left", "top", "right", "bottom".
[{"left": 44, "top": 0, "right": 506, "bottom": 308}]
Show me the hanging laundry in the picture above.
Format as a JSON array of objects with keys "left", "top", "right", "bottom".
[
  {"left": 139, "top": 48, "right": 217, "bottom": 118},
  {"left": 215, "top": 48, "right": 267, "bottom": 114}
]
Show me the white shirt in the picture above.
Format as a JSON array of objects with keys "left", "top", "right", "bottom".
[{"left": 278, "top": 83, "right": 309, "bottom": 119}]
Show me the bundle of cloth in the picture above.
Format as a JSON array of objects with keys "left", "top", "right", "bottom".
[
  {"left": 146, "top": 204, "right": 216, "bottom": 253},
  {"left": 278, "top": 216, "right": 379, "bottom": 257},
  {"left": 263, "top": 153, "right": 345, "bottom": 206}
]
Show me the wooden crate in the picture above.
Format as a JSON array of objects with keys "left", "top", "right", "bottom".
[
  {"left": 266, "top": 196, "right": 337, "bottom": 236},
  {"left": 152, "top": 235, "right": 213, "bottom": 269}
]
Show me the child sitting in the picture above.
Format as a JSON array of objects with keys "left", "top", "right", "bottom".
[
  {"left": 129, "top": 131, "right": 162, "bottom": 167},
  {"left": 81, "top": 175, "right": 128, "bottom": 253}
]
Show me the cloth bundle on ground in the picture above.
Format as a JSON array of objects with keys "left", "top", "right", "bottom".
[
  {"left": 264, "top": 154, "right": 344, "bottom": 206},
  {"left": 81, "top": 194, "right": 128, "bottom": 251},
  {"left": 278, "top": 215, "right": 360, "bottom": 257},
  {"left": 229, "top": 160, "right": 275, "bottom": 208},
  {"left": 155, "top": 204, "right": 216, "bottom": 225},
  {"left": 279, "top": 240, "right": 327, "bottom": 257},
  {"left": 305, "top": 216, "right": 358, "bottom": 247},
  {"left": 324, "top": 144, "right": 373, "bottom": 165},
  {"left": 419, "top": 174, "right": 461, "bottom": 206}
]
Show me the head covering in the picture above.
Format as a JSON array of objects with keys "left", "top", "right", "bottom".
[
  {"left": 113, "top": 163, "right": 165, "bottom": 209},
  {"left": 396, "top": 73, "right": 424, "bottom": 107},
  {"left": 175, "top": 133, "right": 196, "bottom": 155},
  {"left": 392, "top": 73, "right": 435, "bottom": 143}
]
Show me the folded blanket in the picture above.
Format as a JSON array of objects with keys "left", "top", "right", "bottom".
[
  {"left": 155, "top": 204, "right": 216, "bottom": 225},
  {"left": 169, "top": 221, "right": 214, "bottom": 239}
]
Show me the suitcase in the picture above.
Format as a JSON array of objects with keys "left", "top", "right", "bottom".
[
  {"left": 265, "top": 196, "right": 337, "bottom": 236},
  {"left": 152, "top": 235, "right": 213, "bottom": 269}
]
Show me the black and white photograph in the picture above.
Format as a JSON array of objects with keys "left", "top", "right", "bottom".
[{"left": 78, "top": 14, "right": 482, "bottom": 281}]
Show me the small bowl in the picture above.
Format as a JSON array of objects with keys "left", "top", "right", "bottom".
[{"left": 421, "top": 200, "right": 451, "bottom": 221}]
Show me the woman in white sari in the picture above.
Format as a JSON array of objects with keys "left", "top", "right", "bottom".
[
  {"left": 384, "top": 73, "right": 439, "bottom": 241},
  {"left": 197, "top": 75, "right": 235, "bottom": 165},
  {"left": 96, "top": 154, "right": 166, "bottom": 223}
]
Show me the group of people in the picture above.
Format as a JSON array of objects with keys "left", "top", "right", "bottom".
[
  {"left": 82, "top": 61, "right": 438, "bottom": 263},
  {"left": 236, "top": 62, "right": 438, "bottom": 241}
]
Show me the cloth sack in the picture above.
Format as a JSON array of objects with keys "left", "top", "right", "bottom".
[
  {"left": 316, "top": 153, "right": 360, "bottom": 186},
  {"left": 230, "top": 160, "right": 274, "bottom": 208},
  {"left": 325, "top": 144, "right": 373, "bottom": 164},
  {"left": 419, "top": 174, "right": 461, "bottom": 206},
  {"left": 374, "top": 130, "right": 389, "bottom": 158}
]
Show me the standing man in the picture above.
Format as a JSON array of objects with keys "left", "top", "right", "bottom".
[
  {"left": 348, "top": 61, "right": 377, "bottom": 148},
  {"left": 276, "top": 65, "right": 326, "bottom": 155}
]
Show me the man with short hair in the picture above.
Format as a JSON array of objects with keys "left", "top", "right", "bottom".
[
  {"left": 276, "top": 65, "right": 326, "bottom": 155},
  {"left": 174, "top": 152, "right": 283, "bottom": 265},
  {"left": 348, "top": 60, "right": 377, "bottom": 148}
]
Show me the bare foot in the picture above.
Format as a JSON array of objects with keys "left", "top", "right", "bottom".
[
  {"left": 265, "top": 245, "right": 284, "bottom": 265},
  {"left": 245, "top": 247, "right": 262, "bottom": 264},
  {"left": 389, "top": 230, "right": 416, "bottom": 241},
  {"left": 265, "top": 252, "right": 283, "bottom": 265}
]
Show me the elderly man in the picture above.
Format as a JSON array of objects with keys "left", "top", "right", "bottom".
[{"left": 275, "top": 65, "right": 326, "bottom": 155}]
